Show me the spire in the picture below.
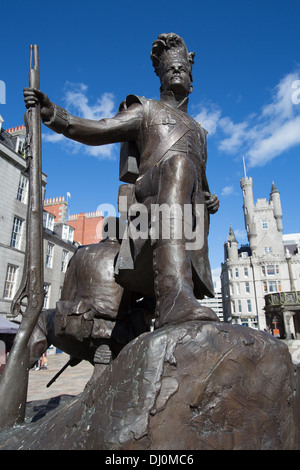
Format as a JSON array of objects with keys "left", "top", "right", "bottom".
[
  {"left": 269, "top": 181, "right": 283, "bottom": 233},
  {"left": 227, "top": 225, "right": 237, "bottom": 243},
  {"left": 224, "top": 225, "right": 238, "bottom": 261},
  {"left": 270, "top": 181, "right": 279, "bottom": 194}
]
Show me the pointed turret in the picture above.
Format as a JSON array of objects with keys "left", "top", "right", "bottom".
[
  {"left": 269, "top": 181, "right": 283, "bottom": 233},
  {"left": 224, "top": 225, "right": 238, "bottom": 261},
  {"left": 228, "top": 225, "right": 237, "bottom": 243},
  {"left": 270, "top": 181, "right": 279, "bottom": 195}
]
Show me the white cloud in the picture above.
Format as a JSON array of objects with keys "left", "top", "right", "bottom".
[
  {"left": 43, "top": 82, "right": 118, "bottom": 160},
  {"left": 197, "top": 70, "right": 300, "bottom": 168},
  {"left": 221, "top": 185, "right": 235, "bottom": 196},
  {"left": 193, "top": 106, "right": 221, "bottom": 135},
  {"left": 63, "top": 82, "right": 115, "bottom": 121},
  {"left": 218, "top": 117, "right": 248, "bottom": 154},
  {"left": 42, "top": 133, "right": 65, "bottom": 143},
  {"left": 247, "top": 115, "right": 300, "bottom": 166},
  {"left": 43, "top": 72, "right": 300, "bottom": 165}
]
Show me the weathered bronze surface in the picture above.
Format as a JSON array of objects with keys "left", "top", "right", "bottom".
[
  {"left": 23, "top": 33, "right": 220, "bottom": 335},
  {"left": 1, "top": 322, "right": 299, "bottom": 450},
  {"left": 0, "top": 45, "right": 44, "bottom": 428},
  {"left": 27, "top": 232, "right": 154, "bottom": 384}
]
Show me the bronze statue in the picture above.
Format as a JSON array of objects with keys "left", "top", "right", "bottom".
[
  {"left": 2, "top": 35, "right": 299, "bottom": 450},
  {"left": 28, "top": 223, "right": 154, "bottom": 384},
  {"left": 24, "top": 33, "right": 220, "bottom": 332}
]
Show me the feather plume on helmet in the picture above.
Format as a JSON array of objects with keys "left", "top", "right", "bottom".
[{"left": 150, "top": 33, "right": 195, "bottom": 83}]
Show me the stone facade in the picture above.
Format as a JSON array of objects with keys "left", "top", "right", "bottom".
[
  {"left": 221, "top": 176, "right": 300, "bottom": 334},
  {"left": 0, "top": 124, "right": 77, "bottom": 321}
]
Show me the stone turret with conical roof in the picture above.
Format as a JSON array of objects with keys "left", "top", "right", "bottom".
[
  {"left": 224, "top": 225, "right": 238, "bottom": 261},
  {"left": 269, "top": 181, "right": 283, "bottom": 233}
]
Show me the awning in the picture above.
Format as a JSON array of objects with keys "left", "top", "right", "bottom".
[{"left": 0, "top": 316, "right": 19, "bottom": 334}]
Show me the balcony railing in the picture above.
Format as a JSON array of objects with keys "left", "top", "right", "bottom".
[{"left": 265, "top": 291, "right": 300, "bottom": 307}]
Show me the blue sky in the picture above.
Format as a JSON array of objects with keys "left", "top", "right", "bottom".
[{"left": 1, "top": 0, "right": 300, "bottom": 281}]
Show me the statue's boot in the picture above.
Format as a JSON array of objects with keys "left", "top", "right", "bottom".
[{"left": 153, "top": 241, "right": 219, "bottom": 329}]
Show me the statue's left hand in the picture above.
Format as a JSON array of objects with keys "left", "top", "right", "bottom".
[{"left": 204, "top": 192, "right": 219, "bottom": 214}]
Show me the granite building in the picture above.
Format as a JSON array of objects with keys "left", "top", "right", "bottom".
[
  {"left": 0, "top": 120, "right": 78, "bottom": 322},
  {"left": 221, "top": 175, "right": 300, "bottom": 336}
]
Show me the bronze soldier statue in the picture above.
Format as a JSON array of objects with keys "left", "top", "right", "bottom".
[{"left": 24, "top": 33, "right": 220, "bottom": 330}]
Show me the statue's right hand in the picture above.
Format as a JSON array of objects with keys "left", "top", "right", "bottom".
[{"left": 23, "top": 87, "right": 54, "bottom": 121}]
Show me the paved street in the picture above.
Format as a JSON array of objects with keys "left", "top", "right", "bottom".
[{"left": 27, "top": 352, "right": 94, "bottom": 402}]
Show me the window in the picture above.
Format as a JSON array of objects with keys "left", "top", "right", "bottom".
[
  {"left": 10, "top": 216, "right": 23, "bottom": 248},
  {"left": 61, "top": 250, "right": 68, "bottom": 272},
  {"left": 267, "top": 264, "right": 279, "bottom": 276},
  {"left": 244, "top": 267, "right": 249, "bottom": 277},
  {"left": 235, "top": 268, "right": 239, "bottom": 278},
  {"left": 278, "top": 280, "right": 282, "bottom": 292},
  {"left": 268, "top": 281, "right": 277, "bottom": 292},
  {"left": 16, "top": 174, "right": 28, "bottom": 203},
  {"left": 236, "top": 283, "right": 240, "bottom": 295},
  {"left": 17, "top": 137, "right": 25, "bottom": 157},
  {"left": 46, "top": 242, "right": 54, "bottom": 268},
  {"left": 267, "top": 265, "right": 275, "bottom": 275},
  {"left": 264, "top": 247, "right": 272, "bottom": 254},
  {"left": 262, "top": 219, "right": 268, "bottom": 229},
  {"left": 62, "top": 224, "right": 74, "bottom": 243},
  {"left": 262, "top": 264, "right": 279, "bottom": 276},
  {"left": 43, "top": 212, "right": 55, "bottom": 231},
  {"left": 3, "top": 264, "right": 18, "bottom": 299},
  {"left": 231, "top": 301, "right": 236, "bottom": 314},
  {"left": 43, "top": 284, "right": 51, "bottom": 309},
  {"left": 238, "top": 300, "right": 242, "bottom": 313},
  {"left": 247, "top": 299, "right": 252, "bottom": 313},
  {"left": 263, "top": 280, "right": 281, "bottom": 293},
  {"left": 263, "top": 281, "right": 268, "bottom": 293},
  {"left": 245, "top": 282, "right": 250, "bottom": 294}
]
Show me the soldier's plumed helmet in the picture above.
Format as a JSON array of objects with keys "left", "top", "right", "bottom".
[{"left": 151, "top": 33, "right": 195, "bottom": 81}]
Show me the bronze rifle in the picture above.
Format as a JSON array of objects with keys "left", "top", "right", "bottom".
[{"left": 0, "top": 45, "right": 44, "bottom": 427}]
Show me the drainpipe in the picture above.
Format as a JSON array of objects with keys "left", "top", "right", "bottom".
[
  {"left": 250, "top": 256, "right": 259, "bottom": 326},
  {"left": 286, "top": 251, "right": 295, "bottom": 291}
]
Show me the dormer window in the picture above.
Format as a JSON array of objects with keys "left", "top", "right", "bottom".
[
  {"left": 62, "top": 224, "right": 74, "bottom": 243},
  {"left": 43, "top": 212, "right": 55, "bottom": 231}
]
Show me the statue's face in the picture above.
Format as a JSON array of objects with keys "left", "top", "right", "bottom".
[{"left": 159, "top": 60, "right": 192, "bottom": 97}]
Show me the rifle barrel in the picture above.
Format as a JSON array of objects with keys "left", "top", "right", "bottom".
[
  {"left": 0, "top": 45, "right": 44, "bottom": 428},
  {"left": 46, "top": 360, "right": 72, "bottom": 388}
]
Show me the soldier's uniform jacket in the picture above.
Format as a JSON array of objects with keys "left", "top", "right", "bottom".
[{"left": 43, "top": 91, "right": 214, "bottom": 299}]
